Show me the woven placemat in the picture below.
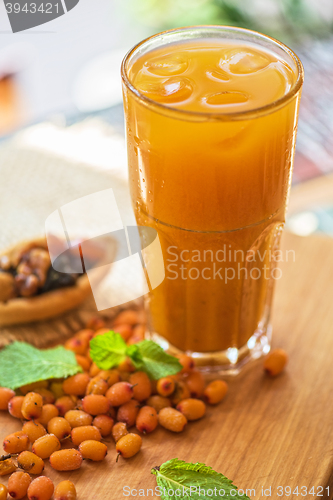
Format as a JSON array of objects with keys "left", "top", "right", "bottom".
[{"left": 0, "top": 119, "right": 141, "bottom": 347}]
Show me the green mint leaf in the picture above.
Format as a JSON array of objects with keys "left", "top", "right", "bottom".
[
  {"left": 0, "top": 342, "right": 82, "bottom": 390},
  {"left": 151, "top": 459, "right": 251, "bottom": 500},
  {"left": 90, "top": 331, "right": 127, "bottom": 370},
  {"left": 127, "top": 340, "right": 182, "bottom": 380}
]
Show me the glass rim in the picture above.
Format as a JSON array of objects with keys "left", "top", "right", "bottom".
[{"left": 121, "top": 25, "right": 304, "bottom": 121}]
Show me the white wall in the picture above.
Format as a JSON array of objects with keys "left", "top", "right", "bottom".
[{"left": 0, "top": 0, "right": 149, "bottom": 120}]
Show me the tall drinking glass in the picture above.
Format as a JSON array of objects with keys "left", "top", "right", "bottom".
[{"left": 121, "top": 26, "right": 303, "bottom": 373}]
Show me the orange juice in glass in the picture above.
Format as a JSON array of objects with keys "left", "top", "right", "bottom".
[{"left": 121, "top": 26, "right": 303, "bottom": 373}]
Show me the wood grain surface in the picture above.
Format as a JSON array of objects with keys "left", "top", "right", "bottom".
[{"left": 1, "top": 230, "right": 333, "bottom": 499}]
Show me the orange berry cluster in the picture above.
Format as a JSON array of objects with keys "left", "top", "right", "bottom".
[
  {"left": 0, "top": 309, "right": 287, "bottom": 499},
  {"left": 0, "top": 474, "right": 75, "bottom": 500}
]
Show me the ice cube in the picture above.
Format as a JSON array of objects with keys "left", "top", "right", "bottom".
[
  {"left": 206, "top": 68, "right": 230, "bottom": 82},
  {"left": 137, "top": 76, "right": 193, "bottom": 104},
  {"left": 220, "top": 49, "right": 271, "bottom": 75},
  {"left": 144, "top": 54, "right": 188, "bottom": 76},
  {"left": 202, "top": 91, "right": 249, "bottom": 106}
]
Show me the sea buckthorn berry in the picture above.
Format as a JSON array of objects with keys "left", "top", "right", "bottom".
[
  {"left": 93, "top": 327, "right": 111, "bottom": 338},
  {"left": 55, "top": 395, "right": 77, "bottom": 416},
  {"left": 183, "top": 370, "right": 205, "bottom": 398},
  {"left": 114, "top": 323, "right": 133, "bottom": 342},
  {"left": 74, "top": 328, "right": 94, "bottom": 343},
  {"left": 64, "top": 409, "right": 93, "bottom": 428},
  {"left": 36, "top": 404, "right": 59, "bottom": 427},
  {"left": 71, "top": 425, "right": 101, "bottom": 446},
  {"left": 8, "top": 396, "right": 24, "bottom": 419},
  {"left": 129, "top": 371, "right": 151, "bottom": 402},
  {"left": 117, "top": 399, "right": 140, "bottom": 427},
  {"left": 47, "top": 417, "right": 71, "bottom": 440},
  {"left": 114, "top": 309, "right": 139, "bottom": 326},
  {"left": 264, "top": 348, "right": 288, "bottom": 377},
  {"left": 64, "top": 336, "right": 89, "bottom": 355},
  {"left": 86, "top": 377, "right": 108, "bottom": 396},
  {"left": 158, "top": 407, "right": 187, "bottom": 432},
  {"left": 86, "top": 316, "right": 106, "bottom": 331},
  {"left": 20, "top": 381, "right": 48, "bottom": 395},
  {"left": 171, "top": 381, "right": 191, "bottom": 405},
  {"left": 54, "top": 481, "right": 77, "bottom": 500},
  {"left": 27, "top": 476, "right": 54, "bottom": 500},
  {"left": 82, "top": 394, "right": 110, "bottom": 415},
  {"left": 32, "top": 433, "right": 61, "bottom": 459},
  {"left": 3, "top": 431, "right": 30, "bottom": 454},
  {"left": 204, "top": 380, "right": 228, "bottom": 405},
  {"left": 146, "top": 395, "right": 171, "bottom": 413},
  {"left": 89, "top": 363, "right": 101, "bottom": 377},
  {"left": 116, "top": 433, "right": 142, "bottom": 459},
  {"left": 136, "top": 406, "right": 158, "bottom": 434},
  {"left": 22, "top": 421, "right": 47, "bottom": 444},
  {"left": 98, "top": 369, "right": 121, "bottom": 387},
  {"left": 109, "top": 406, "right": 116, "bottom": 419},
  {"left": 127, "top": 334, "right": 141, "bottom": 346},
  {"left": 17, "top": 451, "right": 44, "bottom": 475},
  {"left": 117, "top": 357, "right": 135, "bottom": 373},
  {"left": 62, "top": 373, "right": 90, "bottom": 396},
  {"left": 93, "top": 415, "right": 114, "bottom": 437},
  {"left": 49, "top": 381, "right": 64, "bottom": 399},
  {"left": 33, "top": 388, "right": 55, "bottom": 404},
  {"left": 21, "top": 392, "right": 43, "bottom": 420},
  {"left": 8, "top": 471, "right": 31, "bottom": 499},
  {"left": 178, "top": 354, "right": 195, "bottom": 373},
  {"left": 0, "top": 484, "right": 7, "bottom": 500},
  {"left": 112, "top": 422, "right": 128, "bottom": 442},
  {"left": 106, "top": 381, "right": 133, "bottom": 406},
  {"left": 75, "top": 355, "right": 91, "bottom": 372},
  {"left": 131, "top": 324, "right": 145, "bottom": 341},
  {"left": 79, "top": 440, "right": 107, "bottom": 461},
  {"left": 119, "top": 371, "right": 131, "bottom": 382},
  {"left": 176, "top": 398, "right": 206, "bottom": 421},
  {"left": 150, "top": 379, "right": 158, "bottom": 395},
  {"left": 49, "top": 449, "right": 82, "bottom": 471},
  {"left": 0, "top": 387, "right": 16, "bottom": 410},
  {"left": 156, "top": 377, "right": 175, "bottom": 397},
  {"left": 0, "top": 458, "right": 17, "bottom": 476}
]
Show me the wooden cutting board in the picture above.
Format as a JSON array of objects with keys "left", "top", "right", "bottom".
[{"left": 1, "top": 229, "right": 333, "bottom": 500}]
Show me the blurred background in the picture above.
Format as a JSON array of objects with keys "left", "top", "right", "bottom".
[{"left": 1, "top": 0, "right": 333, "bottom": 241}]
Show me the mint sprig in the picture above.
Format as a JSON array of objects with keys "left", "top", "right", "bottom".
[
  {"left": 89, "top": 331, "right": 128, "bottom": 370},
  {"left": 0, "top": 342, "right": 82, "bottom": 390},
  {"left": 151, "top": 459, "right": 251, "bottom": 500},
  {"left": 90, "top": 331, "right": 182, "bottom": 380},
  {"left": 127, "top": 341, "right": 182, "bottom": 380}
]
